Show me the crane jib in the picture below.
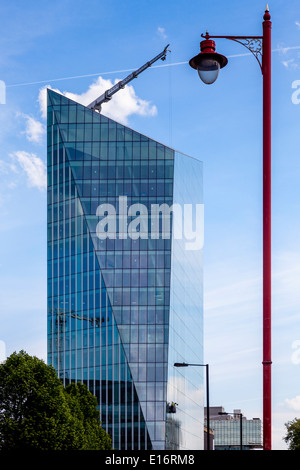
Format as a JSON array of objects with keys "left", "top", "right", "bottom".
[{"left": 88, "top": 44, "right": 170, "bottom": 112}]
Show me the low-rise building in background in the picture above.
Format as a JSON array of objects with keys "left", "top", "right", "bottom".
[{"left": 205, "top": 406, "right": 262, "bottom": 450}]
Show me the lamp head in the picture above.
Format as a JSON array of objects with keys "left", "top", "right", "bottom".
[{"left": 189, "top": 33, "right": 228, "bottom": 84}]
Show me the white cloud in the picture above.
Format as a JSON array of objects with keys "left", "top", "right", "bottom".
[
  {"left": 10, "top": 151, "right": 46, "bottom": 191},
  {"left": 285, "top": 396, "right": 300, "bottom": 412},
  {"left": 282, "top": 58, "right": 298, "bottom": 70},
  {"left": 157, "top": 26, "right": 167, "bottom": 40},
  {"left": 277, "top": 43, "right": 300, "bottom": 69},
  {"left": 0, "top": 340, "right": 6, "bottom": 363},
  {"left": 296, "top": 21, "right": 300, "bottom": 29},
  {"left": 38, "top": 77, "right": 157, "bottom": 125},
  {"left": 22, "top": 114, "right": 46, "bottom": 143},
  {"left": 277, "top": 43, "right": 292, "bottom": 55}
]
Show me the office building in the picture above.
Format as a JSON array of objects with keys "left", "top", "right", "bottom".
[
  {"left": 205, "top": 406, "right": 262, "bottom": 450},
  {"left": 47, "top": 89, "right": 203, "bottom": 450}
]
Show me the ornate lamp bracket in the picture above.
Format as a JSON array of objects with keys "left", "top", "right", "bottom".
[{"left": 201, "top": 33, "right": 264, "bottom": 74}]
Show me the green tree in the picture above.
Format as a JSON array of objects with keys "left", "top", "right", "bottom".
[
  {"left": 65, "top": 382, "right": 112, "bottom": 450},
  {"left": 0, "top": 351, "right": 112, "bottom": 450},
  {"left": 284, "top": 418, "right": 300, "bottom": 450}
]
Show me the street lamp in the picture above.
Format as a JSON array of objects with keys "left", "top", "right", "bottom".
[
  {"left": 174, "top": 362, "right": 210, "bottom": 450},
  {"left": 218, "top": 411, "right": 243, "bottom": 450},
  {"left": 189, "top": 6, "right": 272, "bottom": 451}
]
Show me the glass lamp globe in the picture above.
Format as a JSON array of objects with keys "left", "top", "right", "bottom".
[{"left": 197, "top": 57, "right": 221, "bottom": 84}]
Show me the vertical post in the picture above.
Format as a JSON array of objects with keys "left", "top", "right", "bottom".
[
  {"left": 262, "top": 6, "right": 272, "bottom": 451},
  {"left": 206, "top": 364, "right": 210, "bottom": 450}
]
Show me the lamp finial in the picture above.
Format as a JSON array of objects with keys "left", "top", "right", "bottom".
[{"left": 264, "top": 4, "right": 271, "bottom": 20}]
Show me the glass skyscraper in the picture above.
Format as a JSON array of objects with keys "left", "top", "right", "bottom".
[{"left": 47, "top": 89, "right": 204, "bottom": 450}]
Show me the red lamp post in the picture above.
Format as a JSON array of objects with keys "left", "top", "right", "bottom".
[{"left": 190, "top": 7, "right": 272, "bottom": 450}]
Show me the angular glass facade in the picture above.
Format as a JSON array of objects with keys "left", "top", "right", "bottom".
[{"left": 47, "top": 89, "right": 203, "bottom": 450}]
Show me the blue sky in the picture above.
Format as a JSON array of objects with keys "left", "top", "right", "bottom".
[{"left": 0, "top": 0, "right": 300, "bottom": 450}]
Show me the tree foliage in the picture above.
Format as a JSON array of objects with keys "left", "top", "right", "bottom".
[
  {"left": 0, "top": 351, "right": 112, "bottom": 450},
  {"left": 284, "top": 418, "right": 300, "bottom": 450},
  {"left": 65, "top": 382, "right": 112, "bottom": 450}
]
